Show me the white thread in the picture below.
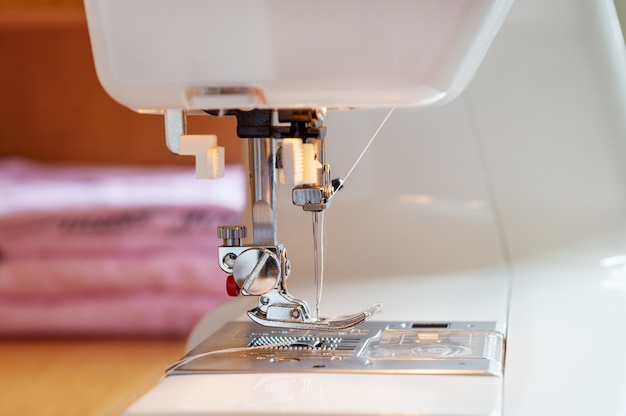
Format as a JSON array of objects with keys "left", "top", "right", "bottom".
[
  {"left": 167, "top": 341, "right": 297, "bottom": 372},
  {"left": 332, "top": 107, "right": 395, "bottom": 197}
]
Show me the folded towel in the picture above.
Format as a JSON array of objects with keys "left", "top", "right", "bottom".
[
  {"left": 0, "top": 291, "right": 225, "bottom": 336},
  {"left": 0, "top": 247, "right": 223, "bottom": 296},
  {"left": 0, "top": 158, "right": 245, "bottom": 215},
  {"left": 1, "top": 206, "right": 239, "bottom": 263},
  {"left": 0, "top": 158, "right": 246, "bottom": 335}
]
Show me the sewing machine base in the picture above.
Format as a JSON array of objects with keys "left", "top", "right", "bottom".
[{"left": 169, "top": 320, "right": 505, "bottom": 377}]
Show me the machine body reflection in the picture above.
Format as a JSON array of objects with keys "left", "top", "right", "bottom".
[{"left": 84, "top": 0, "right": 626, "bottom": 414}]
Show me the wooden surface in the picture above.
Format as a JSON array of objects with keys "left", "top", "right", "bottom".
[
  {"left": 0, "top": 337, "right": 186, "bottom": 415},
  {"left": 0, "top": 0, "right": 83, "bottom": 8}
]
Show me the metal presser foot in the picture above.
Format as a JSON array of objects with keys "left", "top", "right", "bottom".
[
  {"left": 247, "top": 299, "right": 382, "bottom": 331},
  {"left": 217, "top": 225, "right": 381, "bottom": 331}
]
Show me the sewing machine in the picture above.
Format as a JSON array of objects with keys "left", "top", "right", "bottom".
[{"left": 84, "top": 0, "right": 626, "bottom": 414}]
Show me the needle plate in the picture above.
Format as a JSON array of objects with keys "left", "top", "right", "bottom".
[{"left": 170, "top": 321, "right": 505, "bottom": 376}]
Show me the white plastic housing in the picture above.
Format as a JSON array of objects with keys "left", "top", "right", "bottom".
[
  {"left": 83, "top": 0, "right": 512, "bottom": 112},
  {"left": 178, "top": 135, "right": 225, "bottom": 179}
]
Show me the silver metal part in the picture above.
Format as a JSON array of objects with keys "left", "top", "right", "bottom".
[
  {"left": 250, "top": 289, "right": 313, "bottom": 322},
  {"left": 292, "top": 144, "right": 335, "bottom": 212},
  {"left": 250, "top": 138, "right": 278, "bottom": 245},
  {"left": 217, "top": 225, "right": 247, "bottom": 247},
  {"left": 169, "top": 320, "right": 505, "bottom": 376},
  {"left": 217, "top": 246, "right": 247, "bottom": 274},
  {"left": 292, "top": 185, "right": 332, "bottom": 211},
  {"left": 233, "top": 248, "right": 281, "bottom": 296},
  {"left": 248, "top": 302, "right": 381, "bottom": 331}
]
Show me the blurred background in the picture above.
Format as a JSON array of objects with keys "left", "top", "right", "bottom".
[
  {"left": 0, "top": 0, "right": 243, "bottom": 165},
  {"left": 0, "top": 1, "right": 245, "bottom": 414}
]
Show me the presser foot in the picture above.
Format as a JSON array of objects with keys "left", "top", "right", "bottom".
[{"left": 247, "top": 302, "right": 382, "bottom": 331}]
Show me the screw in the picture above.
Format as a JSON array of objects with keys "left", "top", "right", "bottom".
[{"left": 222, "top": 253, "right": 237, "bottom": 269}]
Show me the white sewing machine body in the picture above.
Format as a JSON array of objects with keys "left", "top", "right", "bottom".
[
  {"left": 84, "top": 0, "right": 626, "bottom": 415},
  {"left": 83, "top": 0, "right": 510, "bottom": 111}
]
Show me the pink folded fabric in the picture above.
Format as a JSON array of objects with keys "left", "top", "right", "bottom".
[
  {"left": 1, "top": 206, "right": 239, "bottom": 264},
  {"left": 0, "top": 291, "right": 225, "bottom": 335},
  {"left": 0, "top": 158, "right": 246, "bottom": 335},
  {"left": 0, "top": 158, "right": 245, "bottom": 215},
  {"left": 0, "top": 248, "right": 223, "bottom": 296}
]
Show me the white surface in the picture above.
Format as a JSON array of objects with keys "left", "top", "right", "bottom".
[
  {"left": 467, "top": 0, "right": 626, "bottom": 414},
  {"left": 126, "top": 374, "right": 502, "bottom": 415},
  {"left": 111, "top": 0, "right": 626, "bottom": 414},
  {"left": 178, "top": 135, "right": 225, "bottom": 179},
  {"left": 503, "top": 233, "right": 626, "bottom": 415},
  {"left": 83, "top": 0, "right": 512, "bottom": 110}
]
